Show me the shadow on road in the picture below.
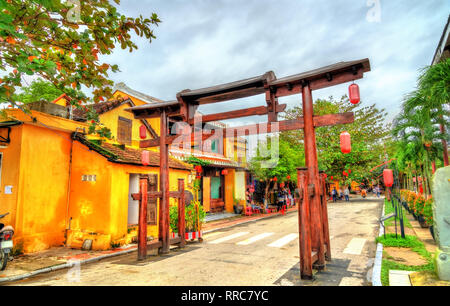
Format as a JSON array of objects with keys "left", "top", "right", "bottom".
[{"left": 274, "top": 258, "right": 363, "bottom": 286}]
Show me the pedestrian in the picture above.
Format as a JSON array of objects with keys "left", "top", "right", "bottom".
[
  {"left": 376, "top": 185, "right": 380, "bottom": 198},
  {"left": 332, "top": 187, "right": 337, "bottom": 203},
  {"left": 344, "top": 187, "right": 350, "bottom": 202}
]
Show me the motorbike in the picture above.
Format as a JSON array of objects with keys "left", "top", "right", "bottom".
[{"left": 0, "top": 213, "right": 14, "bottom": 270}]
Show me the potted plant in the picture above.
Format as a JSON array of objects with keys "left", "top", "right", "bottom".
[
  {"left": 422, "top": 197, "right": 434, "bottom": 238},
  {"left": 233, "top": 197, "right": 243, "bottom": 214},
  {"left": 169, "top": 201, "right": 206, "bottom": 241},
  {"left": 414, "top": 195, "right": 428, "bottom": 227}
]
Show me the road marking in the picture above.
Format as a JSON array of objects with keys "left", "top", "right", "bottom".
[
  {"left": 209, "top": 232, "right": 249, "bottom": 244},
  {"left": 343, "top": 238, "right": 367, "bottom": 255},
  {"left": 338, "top": 277, "right": 364, "bottom": 286},
  {"left": 203, "top": 232, "right": 224, "bottom": 238},
  {"left": 267, "top": 233, "right": 298, "bottom": 248},
  {"left": 237, "top": 233, "right": 275, "bottom": 245}
]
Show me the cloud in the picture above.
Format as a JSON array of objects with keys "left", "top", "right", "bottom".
[{"left": 106, "top": 0, "right": 449, "bottom": 124}]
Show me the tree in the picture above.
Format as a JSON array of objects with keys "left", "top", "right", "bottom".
[
  {"left": 418, "top": 58, "right": 450, "bottom": 166},
  {"left": 0, "top": 0, "right": 160, "bottom": 114},
  {"left": 392, "top": 90, "right": 448, "bottom": 196},
  {"left": 13, "top": 79, "right": 65, "bottom": 103},
  {"left": 249, "top": 136, "right": 304, "bottom": 203},
  {"left": 282, "top": 95, "right": 391, "bottom": 186}
]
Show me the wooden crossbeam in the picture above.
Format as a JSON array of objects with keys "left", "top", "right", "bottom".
[
  {"left": 139, "top": 112, "right": 354, "bottom": 148},
  {"left": 132, "top": 191, "right": 183, "bottom": 201},
  {"left": 187, "top": 104, "right": 287, "bottom": 124}
]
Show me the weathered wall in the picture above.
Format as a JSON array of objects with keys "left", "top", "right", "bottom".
[
  {"left": 17, "top": 125, "right": 71, "bottom": 253},
  {"left": 0, "top": 126, "right": 22, "bottom": 246},
  {"left": 67, "top": 140, "right": 192, "bottom": 250}
]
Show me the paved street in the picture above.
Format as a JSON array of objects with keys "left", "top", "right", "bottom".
[{"left": 8, "top": 197, "right": 383, "bottom": 286}]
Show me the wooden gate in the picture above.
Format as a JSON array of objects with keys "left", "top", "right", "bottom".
[
  {"left": 132, "top": 176, "right": 186, "bottom": 260},
  {"left": 128, "top": 58, "right": 371, "bottom": 278}
]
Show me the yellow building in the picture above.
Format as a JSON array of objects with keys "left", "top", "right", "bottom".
[
  {"left": 114, "top": 84, "right": 250, "bottom": 215},
  {"left": 0, "top": 92, "right": 192, "bottom": 253}
]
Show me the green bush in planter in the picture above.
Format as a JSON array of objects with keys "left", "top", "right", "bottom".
[
  {"left": 422, "top": 198, "right": 433, "bottom": 226},
  {"left": 169, "top": 201, "right": 206, "bottom": 233}
]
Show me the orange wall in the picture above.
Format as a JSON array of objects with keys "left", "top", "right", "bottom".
[
  {"left": 202, "top": 177, "right": 211, "bottom": 212},
  {"left": 3, "top": 124, "right": 72, "bottom": 253},
  {"left": 224, "top": 169, "right": 235, "bottom": 213},
  {"left": 0, "top": 126, "right": 22, "bottom": 242},
  {"left": 66, "top": 141, "right": 192, "bottom": 250}
]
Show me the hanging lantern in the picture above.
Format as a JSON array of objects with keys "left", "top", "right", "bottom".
[
  {"left": 331, "top": 176, "right": 334, "bottom": 180},
  {"left": 340, "top": 131, "right": 351, "bottom": 154},
  {"left": 348, "top": 169, "right": 352, "bottom": 174},
  {"left": 221, "top": 169, "right": 228, "bottom": 175},
  {"left": 324, "top": 174, "right": 328, "bottom": 179},
  {"left": 141, "top": 150, "right": 150, "bottom": 166},
  {"left": 195, "top": 165, "right": 203, "bottom": 173},
  {"left": 349, "top": 83, "right": 360, "bottom": 105},
  {"left": 286, "top": 175, "right": 291, "bottom": 180},
  {"left": 139, "top": 125, "right": 147, "bottom": 139},
  {"left": 343, "top": 171, "right": 348, "bottom": 177},
  {"left": 279, "top": 182, "right": 285, "bottom": 188},
  {"left": 273, "top": 177, "right": 278, "bottom": 182},
  {"left": 383, "top": 169, "right": 394, "bottom": 188}
]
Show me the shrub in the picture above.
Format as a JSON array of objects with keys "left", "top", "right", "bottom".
[
  {"left": 414, "top": 195, "right": 426, "bottom": 217},
  {"left": 169, "top": 201, "right": 206, "bottom": 233},
  {"left": 422, "top": 197, "right": 433, "bottom": 226}
]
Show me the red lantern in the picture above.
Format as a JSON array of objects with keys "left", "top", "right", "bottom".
[
  {"left": 348, "top": 169, "right": 352, "bottom": 174},
  {"left": 286, "top": 175, "right": 291, "bottom": 180},
  {"left": 195, "top": 165, "right": 203, "bottom": 173},
  {"left": 324, "top": 174, "right": 328, "bottom": 179},
  {"left": 141, "top": 150, "right": 150, "bottom": 166},
  {"left": 221, "top": 169, "right": 228, "bottom": 175},
  {"left": 383, "top": 169, "right": 394, "bottom": 188},
  {"left": 139, "top": 125, "right": 147, "bottom": 139},
  {"left": 349, "top": 83, "right": 360, "bottom": 105},
  {"left": 273, "top": 177, "right": 278, "bottom": 182},
  {"left": 331, "top": 176, "right": 334, "bottom": 180},
  {"left": 343, "top": 171, "right": 348, "bottom": 177},
  {"left": 340, "top": 131, "right": 351, "bottom": 154}
]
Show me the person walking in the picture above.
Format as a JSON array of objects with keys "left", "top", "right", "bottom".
[
  {"left": 376, "top": 185, "right": 381, "bottom": 198},
  {"left": 332, "top": 187, "right": 337, "bottom": 203},
  {"left": 344, "top": 187, "right": 350, "bottom": 202}
]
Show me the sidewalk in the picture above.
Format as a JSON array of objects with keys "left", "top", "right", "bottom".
[{"left": 0, "top": 206, "right": 298, "bottom": 284}]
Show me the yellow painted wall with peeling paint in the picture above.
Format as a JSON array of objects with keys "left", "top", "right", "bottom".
[{"left": 0, "top": 107, "right": 192, "bottom": 253}]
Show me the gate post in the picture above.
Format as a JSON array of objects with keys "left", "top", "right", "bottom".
[
  {"left": 178, "top": 179, "right": 186, "bottom": 248},
  {"left": 320, "top": 172, "right": 331, "bottom": 261},
  {"left": 138, "top": 176, "right": 148, "bottom": 261},
  {"left": 301, "top": 83, "right": 326, "bottom": 271},
  {"left": 297, "top": 168, "right": 313, "bottom": 279},
  {"left": 160, "top": 109, "right": 170, "bottom": 254}
]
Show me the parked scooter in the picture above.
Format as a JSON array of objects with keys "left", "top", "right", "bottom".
[{"left": 0, "top": 213, "right": 14, "bottom": 270}]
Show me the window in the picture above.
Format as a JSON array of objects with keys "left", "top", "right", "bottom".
[{"left": 117, "top": 117, "right": 132, "bottom": 145}]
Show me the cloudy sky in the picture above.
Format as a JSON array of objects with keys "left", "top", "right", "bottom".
[{"left": 106, "top": 0, "right": 449, "bottom": 127}]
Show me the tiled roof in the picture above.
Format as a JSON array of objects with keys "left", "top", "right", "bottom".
[
  {"left": 73, "top": 134, "right": 192, "bottom": 171},
  {"left": 114, "top": 83, "right": 164, "bottom": 104},
  {"left": 72, "top": 98, "right": 131, "bottom": 121},
  {"left": 170, "top": 148, "right": 240, "bottom": 168}
]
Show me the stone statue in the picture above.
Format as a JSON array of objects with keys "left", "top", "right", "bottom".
[{"left": 433, "top": 166, "right": 450, "bottom": 281}]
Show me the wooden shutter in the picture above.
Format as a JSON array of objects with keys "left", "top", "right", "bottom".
[
  {"left": 117, "top": 116, "right": 132, "bottom": 145},
  {"left": 147, "top": 174, "right": 158, "bottom": 225}
]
